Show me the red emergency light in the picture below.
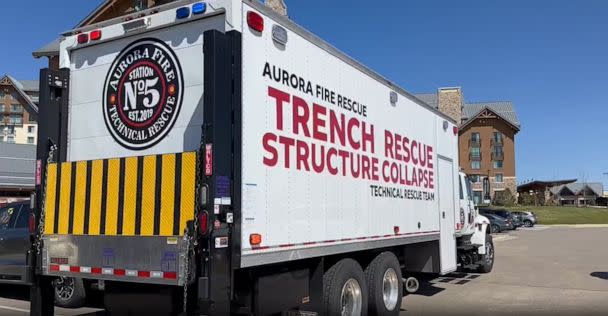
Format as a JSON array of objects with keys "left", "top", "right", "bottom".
[{"left": 247, "top": 11, "right": 264, "bottom": 32}]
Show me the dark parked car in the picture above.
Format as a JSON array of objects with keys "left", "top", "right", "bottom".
[
  {"left": 512, "top": 211, "right": 538, "bottom": 227},
  {"left": 0, "top": 201, "right": 87, "bottom": 308},
  {"left": 480, "top": 208, "right": 521, "bottom": 230},
  {"left": 481, "top": 212, "right": 513, "bottom": 233}
]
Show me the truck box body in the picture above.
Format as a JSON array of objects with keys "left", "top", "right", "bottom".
[{"left": 38, "top": 0, "right": 460, "bottom": 290}]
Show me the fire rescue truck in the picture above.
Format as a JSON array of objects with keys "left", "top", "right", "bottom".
[{"left": 29, "top": 1, "right": 494, "bottom": 314}]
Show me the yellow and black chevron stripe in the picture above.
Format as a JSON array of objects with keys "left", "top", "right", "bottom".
[{"left": 43, "top": 152, "right": 197, "bottom": 237}]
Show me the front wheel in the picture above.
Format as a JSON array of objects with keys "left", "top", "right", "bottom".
[
  {"left": 478, "top": 235, "right": 495, "bottom": 273},
  {"left": 324, "top": 259, "right": 368, "bottom": 316},
  {"left": 491, "top": 224, "right": 500, "bottom": 234},
  {"left": 54, "top": 277, "right": 86, "bottom": 308},
  {"left": 524, "top": 220, "right": 533, "bottom": 227}
]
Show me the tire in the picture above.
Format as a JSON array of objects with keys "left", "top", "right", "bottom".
[
  {"left": 491, "top": 224, "right": 500, "bottom": 234},
  {"left": 324, "top": 258, "right": 368, "bottom": 316},
  {"left": 364, "top": 252, "right": 403, "bottom": 316},
  {"left": 478, "top": 235, "right": 494, "bottom": 273},
  {"left": 54, "top": 277, "right": 86, "bottom": 308},
  {"left": 524, "top": 220, "right": 533, "bottom": 227}
]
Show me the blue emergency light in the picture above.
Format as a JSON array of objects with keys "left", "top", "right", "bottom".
[
  {"left": 192, "top": 3, "right": 207, "bottom": 15},
  {"left": 176, "top": 7, "right": 190, "bottom": 19}
]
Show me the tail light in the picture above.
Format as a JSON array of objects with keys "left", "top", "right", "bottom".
[
  {"left": 77, "top": 33, "right": 89, "bottom": 44},
  {"left": 247, "top": 11, "right": 264, "bottom": 32},
  {"left": 28, "top": 213, "right": 36, "bottom": 235},
  {"left": 199, "top": 211, "right": 208, "bottom": 234}
]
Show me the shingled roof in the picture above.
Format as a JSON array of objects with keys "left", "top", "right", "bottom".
[
  {"left": 462, "top": 101, "right": 520, "bottom": 129},
  {"left": 550, "top": 183, "right": 604, "bottom": 197}
]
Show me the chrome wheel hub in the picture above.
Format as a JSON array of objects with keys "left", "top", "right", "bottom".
[
  {"left": 382, "top": 268, "right": 399, "bottom": 310},
  {"left": 486, "top": 241, "right": 494, "bottom": 265},
  {"left": 340, "top": 278, "right": 363, "bottom": 316}
]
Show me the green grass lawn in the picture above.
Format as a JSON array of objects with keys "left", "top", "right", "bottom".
[{"left": 506, "top": 206, "right": 608, "bottom": 225}]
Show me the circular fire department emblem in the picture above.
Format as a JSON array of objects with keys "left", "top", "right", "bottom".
[{"left": 103, "top": 38, "right": 183, "bottom": 150}]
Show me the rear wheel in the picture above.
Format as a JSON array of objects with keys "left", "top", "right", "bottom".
[
  {"left": 478, "top": 235, "right": 495, "bottom": 273},
  {"left": 323, "top": 258, "right": 368, "bottom": 316},
  {"left": 524, "top": 220, "right": 533, "bottom": 227},
  {"left": 54, "top": 277, "right": 86, "bottom": 308},
  {"left": 364, "top": 252, "right": 402, "bottom": 315}
]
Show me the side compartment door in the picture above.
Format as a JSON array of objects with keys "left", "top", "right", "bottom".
[{"left": 438, "top": 157, "right": 457, "bottom": 274}]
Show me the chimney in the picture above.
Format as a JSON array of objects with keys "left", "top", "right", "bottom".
[
  {"left": 265, "top": 0, "right": 288, "bottom": 16},
  {"left": 437, "top": 87, "right": 463, "bottom": 124}
]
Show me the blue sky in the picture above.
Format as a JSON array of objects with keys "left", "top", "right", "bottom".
[{"left": 2, "top": 0, "right": 607, "bottom": 187}]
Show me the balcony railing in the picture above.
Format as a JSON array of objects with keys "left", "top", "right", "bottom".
[
  {"left": 491, "top": 138, "right": 503, "bottom": 145},
  {"left": 469, "top": 139, "right": 481, "bottom": 147},
  {"left": 491, "top": 151, "right": 504, "bottom": 160},
  {"left": 469, "top": 153, "right": 482, "bottom": 161}
]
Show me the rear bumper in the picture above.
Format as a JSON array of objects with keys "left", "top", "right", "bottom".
[{"left": 41, "top": 235, "right": 187, "bottom": 286}]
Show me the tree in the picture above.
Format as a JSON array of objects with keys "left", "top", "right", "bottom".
[{"left": 493, "top": 188, "right": 516, "bottom": 206}]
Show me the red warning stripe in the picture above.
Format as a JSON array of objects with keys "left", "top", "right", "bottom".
[{"left": 48, "top": 264, "right": 177, "bottom": 280}]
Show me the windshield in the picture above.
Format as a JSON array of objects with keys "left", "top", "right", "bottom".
[{"left": 465, "top": 176, "right": 474, "bottom": 201}]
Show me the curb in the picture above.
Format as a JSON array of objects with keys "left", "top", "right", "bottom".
[{"left": 543, "top": 224, "right": 608, "bottom": 228}]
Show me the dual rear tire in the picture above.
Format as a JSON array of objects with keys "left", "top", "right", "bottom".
[{"left": 323, "top": 253, "right": 402, "bottom": 316}]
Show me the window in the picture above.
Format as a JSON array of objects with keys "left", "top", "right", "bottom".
[
  {"left": 469, "top": 175, "right": 480, "bottom": 183},
  {"left": 28, "top": 126, "right": 35, "bottom": 133},
  {"left": 6, "top": 135, "right": 14, "bottom": 143},
  {"left": 471, "top": 161, "right": 481, "bottom": 169},
  {"left": 493, "top": 132, "right": 503, "bottom": 143},
  {"left": 493, "top": 160, "right": 503, "bottom": 169},
  {"left": 9, "top": 115, "right": 22, "bottom": 124},
  {"left": 470, "top": 147, "right": 481, "bottom": 158},
  {"left": 27, "top": 136, "right": 35, "bottom": 144},
  {"left": 0, "top": 136, "right": 4, "bottom": 142},
  {"left": 459, "top": 177, "right": 464, "bottom": 199},
  {"left": 471, "top": 132, "right": 480, "bottom": 142},
  {"left": 15, "top": 205, "right": 30, "bottom": 228},
  {"left": 10, "top": 104, "right": 20, "bottom": 112},
  {"left": 495, "top": 173, "right": 504, "bottom": 183}
]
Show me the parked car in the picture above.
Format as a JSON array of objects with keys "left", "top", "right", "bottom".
[
  {"left": 480, "top": 208, "right": 521, "bottom": 230},
  {"left": 481, "top": 212, "right": 513, "bottom": 233},
  {"left": 0, "top": 201, "right": 88, "bottom": 308},
  {"left": 512, "top": 211, "right": 538, "bottom": 227}
]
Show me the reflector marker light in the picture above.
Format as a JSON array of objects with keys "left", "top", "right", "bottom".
[
  {"left": 192, "top": 2, "right": 207, "bottom": 14},
  {"left": 176, "top": 7, "right": 190, "bottom": 19},
  {"left": 247, "top": 11, "right": 264, "bottom": 32},
  {"left": 250, "top": 233, "right": 262, "bottom": 246},
  {"left": 453, "top": 126, "right": 459, "bottom": 135}
]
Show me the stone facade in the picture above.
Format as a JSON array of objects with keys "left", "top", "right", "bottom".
[
  {"left": 437, "top": 87, "right": 463, "bottom": 123},
  {"left": 265, "top": 0, "right": 288, "bottom": 16}
]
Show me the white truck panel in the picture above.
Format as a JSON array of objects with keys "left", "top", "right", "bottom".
[
  {"left": 65, "top": 14, "right": 225, "bottom": 161},
  {"left": 240, "top": 4, "right": 458, "bottom": 267}
]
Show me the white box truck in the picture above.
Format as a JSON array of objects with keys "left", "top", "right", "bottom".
[{"left": 29, "top": 1, "right": 493, "bottom": 315}]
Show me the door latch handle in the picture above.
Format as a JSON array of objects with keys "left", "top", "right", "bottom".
[{"left": 442, "top": 212, "right": 446, "bottom": 219}]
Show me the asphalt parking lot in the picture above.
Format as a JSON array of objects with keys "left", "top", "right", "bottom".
[
  {"left": 0, "top": 226, "right": 606, "bottom": 315},
  {"left": 402, "top": 226, "right": 608, "bottom": 315}
]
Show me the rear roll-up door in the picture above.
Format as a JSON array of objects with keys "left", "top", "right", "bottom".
[{"left": 43, "top": 152, "right": 197, "bottom": 236}]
